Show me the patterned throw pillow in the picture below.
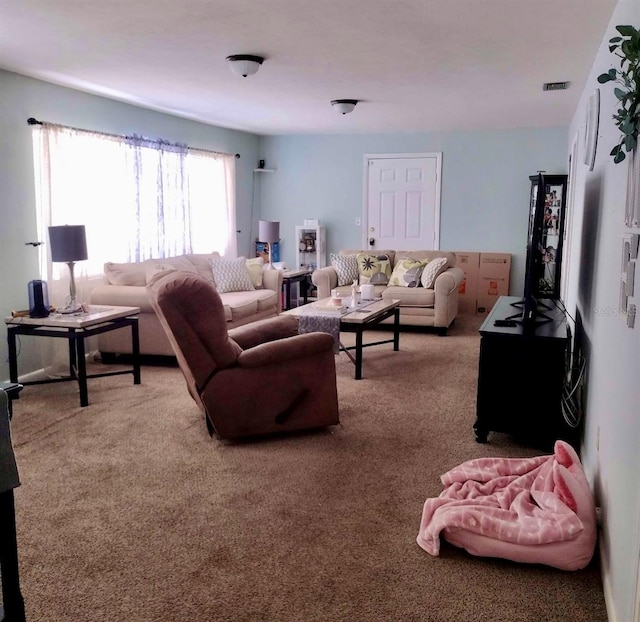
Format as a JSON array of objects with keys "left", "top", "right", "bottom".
[
  {"left": 209, "top": 257, "right": 255, "bottom": 293},
  {"left": 389, "top": 258, "right": 428, "bottom": 287},
  {"left": 357, "top": 252, "right": 392, "bottom": 285},
  {"left": 420, "top": 257, "right": 449, "bottom": 288},
  {"left": 330, "top": 253, "right": 359, "bottom": 286}
]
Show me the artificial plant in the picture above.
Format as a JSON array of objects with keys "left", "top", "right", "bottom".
[{"left": 597, "top": 25, "right": 640, "bottom": 164}]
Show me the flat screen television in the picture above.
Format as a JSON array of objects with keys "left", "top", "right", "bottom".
[{"left": 507, "top": 172, "right": 552, "bottom": 326}]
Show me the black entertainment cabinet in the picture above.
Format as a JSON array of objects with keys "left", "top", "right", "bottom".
[{"left": 474, "top": 295, "right": 578, "bottom": 451}]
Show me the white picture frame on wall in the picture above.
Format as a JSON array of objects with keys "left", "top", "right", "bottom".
[{"left": 583, "top": 89, "right": 600, "bottom": 171}]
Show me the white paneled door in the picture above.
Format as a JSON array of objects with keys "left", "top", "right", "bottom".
[{"left": 364, "top": 153, "right": 442, "bottom": 251}]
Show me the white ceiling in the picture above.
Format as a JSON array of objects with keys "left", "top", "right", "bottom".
[{"left": 0, "top": 0, "right": 616, "bottom": 136}]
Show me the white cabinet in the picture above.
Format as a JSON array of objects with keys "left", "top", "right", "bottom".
[{"left": 295, "top": 225, "right": 326, "bottom": 271}]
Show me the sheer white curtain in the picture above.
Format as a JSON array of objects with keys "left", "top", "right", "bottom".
[
  {"left": 31, "top": 122, "right": 236, "bottom": 375},
  {"left": 126, "top": 134, "right": 191, "bottom": 261},
  {"left": 188, "top": 148, "right": 237, "bottom": 258},
  {"left": 32, "top": 122, "right": 237, "bottom": 307}
]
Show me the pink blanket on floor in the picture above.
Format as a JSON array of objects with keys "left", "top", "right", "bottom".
[{"left": 416, "top": 441, "right": 596, "bottom": 571}]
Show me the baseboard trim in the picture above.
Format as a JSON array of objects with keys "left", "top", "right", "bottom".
[{"left": 599, "top": 530, "right": 618, "bottom": 622}]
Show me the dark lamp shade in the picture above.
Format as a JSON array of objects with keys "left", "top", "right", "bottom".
[
  {"left": 258, "top": 220, "right": 280, "bottom": 244},
  {"left": 48, "top": 225, "right": 88, "bottom": 262}
]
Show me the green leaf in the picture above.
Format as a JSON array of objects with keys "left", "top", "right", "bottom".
[
  {"left": 598, "top": 73, "right": 615, "bottom": 83},
  {"left": 615, "top": 149, "right": 627, "bottom": 163},
  {"left": 617, "top": 25, "right": 637, "bottom": 37},
  {"left": 611, "top": 145, "right": 621, "bottom": 156},
  {"left": 615, "top": 87, "right": 629, "bottom": 100},
  {"left": 622, "top": 118, "right": 635, "bottom": 134},
  {"left": 610, "top": 36, "right": 623, "bottom": 43},
  {"left": 625, "top": 134, "right": 637, "bottom": 152}
]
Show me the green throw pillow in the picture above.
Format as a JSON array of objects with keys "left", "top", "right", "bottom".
[
  {"left": 389, "top": 258, "right": 428, "bottom": 288},
  {"left": 357, "top": 252, "right": 392, "bottom": 285}
]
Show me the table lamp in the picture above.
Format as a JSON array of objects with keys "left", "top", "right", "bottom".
[
  {"left": 48, "top": 224, "right": 88, "bottom": 313},
  {"left": 258, "top": 220, "right": 280, "bottom": 270}
]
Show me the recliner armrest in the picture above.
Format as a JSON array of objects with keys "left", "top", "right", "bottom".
[
  {"left": 228, "top": 315, "right": 300, "bottom": 350},
  {"left": 236, "top": 332, "right": 335, "bottom": 368}
]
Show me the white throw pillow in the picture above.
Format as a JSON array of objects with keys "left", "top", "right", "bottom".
[
  {"left": 145, "top": 262, "right": 179, "bottom": 285},
  {"left": 245, "top": 257, "right": 264, "bottom": 288},
  {"left": 104, "top": 262, "right": 147, "bottom": 286},
  {"left": 144, "top": 257, "right": 199, "bottom": 285},
  {"left": 330, "top": 253, "right": 359, "bottom": 286},
  {"left": 420, "top": 257, "right": 449, "bottom": 288},
  {"left": 210, "top": 257, "right": 255, "bottom": 293}
]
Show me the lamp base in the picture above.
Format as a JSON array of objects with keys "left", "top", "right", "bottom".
[
  {"left": 57, "top": 295, "right": 83, "bottom": 314},
  {"left": 265, "top": 247, "right": 275, "bottom": 270},
  {"left": 57, "top": 304, "right": 84, "bottom": 315}
]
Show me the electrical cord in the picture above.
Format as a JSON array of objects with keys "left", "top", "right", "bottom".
[
  {"left": 4, "top": 335, "right": 21, "bottom": 364},
  {"left": 550, "top": 298, "right": 585, "bottom": 428},
  {"left": 561, "top": 351, "right": 586, "bottom": 428}
]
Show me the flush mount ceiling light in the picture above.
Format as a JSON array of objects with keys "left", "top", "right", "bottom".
[
  {"left": 226, "top": 54, "right": 264, "bottom": 77},
  {"left": 331, "top": 99, "right": 358, "bottom": 114}
]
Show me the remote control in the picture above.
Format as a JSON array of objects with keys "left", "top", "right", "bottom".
[{"left": 494, "top": 319, "right": 517, "bottom": 327}]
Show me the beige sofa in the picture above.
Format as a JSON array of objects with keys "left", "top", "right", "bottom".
[
  {"left": 311, "top": 250, "right": 464, "bottom": 334},
  {"left": 90, "top": 252, "right": 283, "bottom": 359}
]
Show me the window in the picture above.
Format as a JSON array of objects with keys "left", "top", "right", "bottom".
[{"left": 32, "top": 123, "right": 236, "bottom": 284}]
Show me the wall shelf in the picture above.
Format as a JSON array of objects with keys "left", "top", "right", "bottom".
[{"left": 253, "top": 168, "right": 275, "bottom": 173}]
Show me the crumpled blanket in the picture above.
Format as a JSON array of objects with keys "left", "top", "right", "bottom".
[{"left": 416, "top": 440, "right": 597, "bottom": 571}]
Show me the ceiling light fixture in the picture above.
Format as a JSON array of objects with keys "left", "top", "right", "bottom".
[
  {"left": 226, "top": 54, "right": 264, "bottom": 77},
  {"left": 331, "top": 99, "right": 358, "bottom": 114}
]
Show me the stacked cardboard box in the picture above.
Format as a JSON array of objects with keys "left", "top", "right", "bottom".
[
  {"left": 476, "top": 253, "right": 512, "bottom": 314},
  {"left": 454, "top": 252, "right": 511, "bottom": 315},
  {"left": 454, "top": 252, "right": 480, "bottom": 315}
]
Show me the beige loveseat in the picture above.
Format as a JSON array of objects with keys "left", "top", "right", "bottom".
[
  {"left": 311, "top": 250, "right": 464, "bottom": 334},
  {"left": 90, "top": 253, "right": 282, "bottom": 359}
]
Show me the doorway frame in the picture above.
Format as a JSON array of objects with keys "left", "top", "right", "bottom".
[{"left": 362, "top": 152, "right": 443, "bottom": 250}]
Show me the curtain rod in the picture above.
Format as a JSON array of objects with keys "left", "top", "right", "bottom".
[{"left": 26, "top": 117, "right": 241, "bottom": 159}]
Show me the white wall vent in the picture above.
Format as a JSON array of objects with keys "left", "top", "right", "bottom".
[{"left": 543, "top": 81, "right": 570, "bottom": 91}]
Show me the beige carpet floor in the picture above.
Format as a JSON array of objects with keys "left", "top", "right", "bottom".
[{"left": 8, "top": 314, "right": 607, "bottom": 621}]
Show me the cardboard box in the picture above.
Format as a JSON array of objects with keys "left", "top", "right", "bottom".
[
  {"left": 454, "top": 252, "right": 480, "bottom": 315},
  {"left": 476, "top": 253, "right": 511, "bottom": 315}
]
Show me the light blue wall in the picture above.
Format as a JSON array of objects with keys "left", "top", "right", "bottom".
[
  {"left": 566, "top": 1, "right": 640, "bottom": 620},
  {"left": 0, "top": 69, "right": 259, "bottom": 380},
  {"left": 258, "top": 128, "right": 568, "bottom": 294}
]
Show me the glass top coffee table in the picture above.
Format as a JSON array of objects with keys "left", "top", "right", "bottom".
[{"left": 284, "top": 298, "right": 400, "bottom": 379}]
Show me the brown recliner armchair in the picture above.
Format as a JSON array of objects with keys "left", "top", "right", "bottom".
[{"left": 147, "top": 271, "right": 339, "bottom": 440}]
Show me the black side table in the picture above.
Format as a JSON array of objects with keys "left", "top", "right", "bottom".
[{"left": 281, "top": 270, "right": 310, "bottom": 310}]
